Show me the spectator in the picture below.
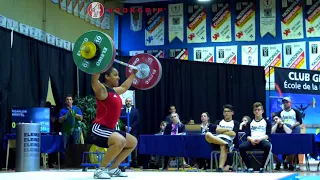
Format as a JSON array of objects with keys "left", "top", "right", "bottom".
[
  {"left": 205, "top": 104, "right": 239, "bottom": 172},
  {"left": 58, "top": 94, "right": 83, "bottom": 150},
  {"left": 239, "top": 102, "right": 271, "bottom": 173},
  {"left": 165, "top": 105, "right": 176, "bottom": 123},
  {"left": 271, "top": 114, "right": 293, "bottom": 171},
  {"left": 239, "top": 116, "right": 251, "bottom": 131}
]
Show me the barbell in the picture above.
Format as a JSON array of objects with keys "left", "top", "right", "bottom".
[{"left": 72, "top": 30, "right": 162, "bottom": 90}]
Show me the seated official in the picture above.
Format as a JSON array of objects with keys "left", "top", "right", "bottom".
[
  {"left": 239, "top": 102, "right": 271, "bottom": 173},
  {"left": 164, "top": 113, "right": 185, "bottom": 135},
  {"left": 271, "top": 114, "right": 295, "bottom": 171},
  {"left": 205, "top": 105, "right": 239, "bottom": 172},
  {"left": 196, "top": 112, "right": 216, "bottom": 170},
  {"left": 163, "top": 113, "right": 189, "bottom": 168},
  {"left": 200, "top": 112, "right": 216, "bottom": 134}
]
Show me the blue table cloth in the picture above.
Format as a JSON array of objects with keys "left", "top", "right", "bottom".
[
  {"left": 270, "top": 134, "right": 315, "bottom": 155},
  {"left": 139, "top": 134, "right": 316, "bottom": 158},
  {"left": 3, "top": 133, "right": 64, "bottom": 154}
]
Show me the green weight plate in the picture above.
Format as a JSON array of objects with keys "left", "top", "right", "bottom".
[
  {"left": 73, "top": 30, "right": 115, "bottom": 74},
  {"left": 101, "top": 33, "right": 116, "bottom": 73}
]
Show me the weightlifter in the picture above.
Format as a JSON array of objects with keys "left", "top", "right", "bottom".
[{"left": 88, "top": 67, "right": 138, "bottom": 179}]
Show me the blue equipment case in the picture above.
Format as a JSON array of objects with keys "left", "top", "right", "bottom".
[{"left": 81, "top": 113, "right": 131, "bottom": 172}]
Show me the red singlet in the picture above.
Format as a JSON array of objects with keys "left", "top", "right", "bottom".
[{"left": 93, "top": 87, "right": 122, "bottom": 129}]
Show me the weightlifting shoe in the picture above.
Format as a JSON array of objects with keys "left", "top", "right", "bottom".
[{"left": 94, "top": 168, "right": 111, "bottom": 179}]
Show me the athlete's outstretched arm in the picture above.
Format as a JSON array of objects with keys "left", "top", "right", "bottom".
[
  {"left": 91, "top": 74, "right": 108, "bottom": 100},
  {"left": 114, "top": 70, "right": 137, "bottom": 95}
]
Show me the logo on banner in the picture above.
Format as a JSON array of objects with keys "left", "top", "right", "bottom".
[
  {"left": 219, "top": 49, "right": 225, "bottom": 58},
  {"left": 171, "top": 5, "right": 180, "bottom": 13},
  {"left": 88, "top": 2, "right": 104, "bottom": 18},
  {"left": 262, "top": 47, "right": 269, "bottom": 57},
  {"left": 285, "top": 45, "right": 292, "bottom": 55},
  {"left": 312, "top": 44, "right": 318, "bottom": 54},
  {"left": 196, "top": 50, "right": 201, "bottom": 59},
  {"left": 263, "top": 0, "right": 273, "bottom": 16}
]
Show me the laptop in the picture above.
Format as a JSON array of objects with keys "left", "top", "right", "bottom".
[{"left": 185, "top": 124, "right": 202, "bottom": 134}]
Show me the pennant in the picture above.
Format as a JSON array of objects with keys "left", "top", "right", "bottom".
[
  {"left": 260, "top": 0, "right": 276, "bottom": 37},
  {"left": 168, "top": 3, "right": 184, "bottom": 42}
]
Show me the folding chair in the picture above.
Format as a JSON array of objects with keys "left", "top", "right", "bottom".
[
  {"left": 210, "top": 150, "right": 238, "bottom": 171},
  {"left": 238, "top": 132, "right": 274, "bottom": 172},
  {"left": 210, "top": 134, "right": 240, "bottom": 171}
]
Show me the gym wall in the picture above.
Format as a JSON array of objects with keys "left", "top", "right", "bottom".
[
  {"left": 119, "top": 0, "right": 320, "bottom": 133},
  {"left": 0, "top": 0, "right": 121, "bottom": 42}
]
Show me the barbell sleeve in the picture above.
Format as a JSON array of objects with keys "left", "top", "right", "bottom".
[{"left": 114, "top": 59, "right": 139, "bottom": 70}]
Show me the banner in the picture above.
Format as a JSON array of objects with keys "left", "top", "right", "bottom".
[
  {"left": 235, "top": 0, "right": 256, "bottom": 41},
  {"left": 168, "top": 3, "right": 184, "bottom": 42},
  {"left": 305, "top": 0, "right": 320, "bottom": 37},
  {"left": 187, "top": 5, "right": 207, "bottom": 43},
  {"left": 275, "top": 68, "right": 320, "bottom": 94},
  {"left": 283, "top": 41, "right": 306, "bottom": 69},
  {"left": 211, "top": 2, "right": 232, "bottom": 42},
  {"left": 215, "top": 46, "right": 237, "bottom": 64},
  {"left": 280, "top": 0, "right": 304, "bottom": 40},
  {"left": 130, "top": 6, "right": 142, "bottom": 32},
  {"left": 145, "top": 10, "right": 165, "bottom": 46},
  {"left": 193, "top": 47, "right": 214, "bottom": 62},
  {"left": 169, "top": 48, "right": 188, "bottom": 60},
  {"left": 241, "top": 45, "right": 258, "bottom": 66},
  {"left": 146, "top": 50, "right": 164, "bottom": 58},
  {"left": 309, "top": 41, "right": 320, "bottom": 70},
  {"left": 260, "top": 44, "right": 282, "bottom": 89},
  {"left": 260, "top": 0, "right": 276, "bottom": 37},
  {"left": 73, "top": 0, "right": 79, "bottom": 17},
  {"left": 129, "top": 51, "right": 144, "bottom": 56},
  {"left": 0, "top": 15, "right": 6, "bottom": 28}
]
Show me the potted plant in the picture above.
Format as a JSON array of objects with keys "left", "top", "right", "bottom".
[
  {"left": 73, "top": 95, "right": 97, "bottom": 140},
  {"left": 63, "top": 95, "right": 97, "bottom": 168}
]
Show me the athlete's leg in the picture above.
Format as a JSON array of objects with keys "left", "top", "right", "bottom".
[
  {"left": 109, "top": 133, "right": 137, "bottom": 169},
  {"left": 99, "top": 132, "right": 126, "bottom": 167}
]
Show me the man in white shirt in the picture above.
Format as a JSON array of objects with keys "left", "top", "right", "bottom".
[
  {"left": 277, "top": 97, "right": 302, "bottom": 134},
  {"left": 239, "top": 102, "right": 272, "bottom": 173},
  {"left": 205, "top": 104, "right": 239, "bottom": 172},
  {"left": 276, "top": 97, "right": 302, "bottom": 171}
]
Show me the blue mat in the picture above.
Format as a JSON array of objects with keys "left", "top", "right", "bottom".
[{"left": 297, "top": 176, "right": 320, "bottom": 180}]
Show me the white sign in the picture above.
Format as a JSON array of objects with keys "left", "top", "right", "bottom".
[
  {"left": 260, "top": 43, "right": 282, "bottom": 90},
  {"left": 309, "top": 41, "right": 320, "bottom": 70},
  {"left": 193, "top": 47, "right": 214, "bottom": 62},
  {"left": 241, "top": 45, "right": 258, "bottom": 66},
  {"left": 283, "top": 41, "right": 306, "bottom": 69},
  {"left": 216, "top": 45, "right": 237, "bottom": 64},
  {"left": 120, "top": 90, "right": 135, "bottom": 106}
]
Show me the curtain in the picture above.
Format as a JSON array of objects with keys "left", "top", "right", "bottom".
[
  {"left": 10, "top": 32, "right": 50, "bottom": 108},
  {"left": 0, "top": 27, "right": 12, "bottom": 168},
  {"left": 48, "top": 47, "right": 77, "bottom": 107},
  {"left": 81, "top": 56, "right": 266, "bottom": 135}
]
